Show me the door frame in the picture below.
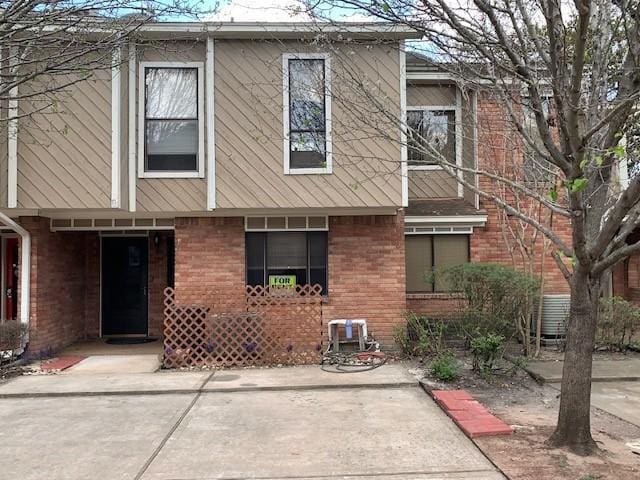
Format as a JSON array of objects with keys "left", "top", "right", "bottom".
[
  {"left": 0, "top": 234, "right": 18, "bottom": 322},
  {"left": 99, "top": 233, "right": 150, "bottom": 337}
]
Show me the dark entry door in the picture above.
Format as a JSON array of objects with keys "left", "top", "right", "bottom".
[{"left": 102, "top": 237, "right": 148, "bottom": 336}]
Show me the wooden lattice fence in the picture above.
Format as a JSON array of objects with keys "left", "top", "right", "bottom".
[{"left": 163, "top": 285, "right": 323, "bottom": 368}]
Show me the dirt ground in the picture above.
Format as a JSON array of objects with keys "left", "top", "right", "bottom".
[{"left": 414, "top": 352, "right": 640, "bottom": 480}]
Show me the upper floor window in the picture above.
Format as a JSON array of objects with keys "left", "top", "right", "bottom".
[
  {"left": 139, "top": 63, "right": 204, "bottom": 178},
  {"left": 283, "top": 54, "right": 332, "bottom": 174},
  {"left": 407, "top": 109, "right": 456, "bottom": 169}
]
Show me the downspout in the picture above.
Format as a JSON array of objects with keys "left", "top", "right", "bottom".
[{"left": 0, "top": 212, "right": 30, "bottom": 346}]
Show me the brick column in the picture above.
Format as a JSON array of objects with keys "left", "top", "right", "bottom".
[
  {"left": 174, "top": 217, "right": 246, "bottom": 310},
  {"left": 323, "top": 212, "right": 406, "bottom": 348}
]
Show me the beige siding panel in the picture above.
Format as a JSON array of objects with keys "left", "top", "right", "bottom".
[
  {"left": 407, "top": 84, "right": 456, "bottom": 107},
  {"left": 214, "top": 40, "right": 402, "bottom": 209},
  {"left": 136, "top": 42, "right": 207, "bottom": 212},
  {"left": 17, "top": 71, "right": 112, "bottom": 208},
  {"left": 409, "top": 170, "right": 458, "bottom": 199}
]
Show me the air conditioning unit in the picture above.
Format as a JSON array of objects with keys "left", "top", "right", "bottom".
[{"left": 531, "top": 294, "right": 570, "bottom": 346}]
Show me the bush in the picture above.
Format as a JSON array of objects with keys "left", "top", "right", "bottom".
[
  {"left": 0, "top": 321, "right": 28, "bottom": 364},
  {"left": 442, "top": 263, "right": 540, "bottom": 348},
  {"left": 597, "top": 296, "right": 640, "bottom": 351},
  {"left": 394, "top": 313, "right": 449, "bottom": 357},
  {"left": 430, "top": 352, "right": 460, "bottom": 381},
  {"left": 470, "top": 333, "right": 506, "bottom": 375}
]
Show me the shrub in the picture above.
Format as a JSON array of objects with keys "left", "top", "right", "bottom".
[
  {"left": 597, "top": 296, "right": 640, "bottom": 351},
  {"left": 394, "top": 313, "right": 449, "bottom": 357},
  {"left": 0, "top": 321, "right": 28, "bottom": 364},
  {"left": 442, "top": 263, "right": 540, "bottom": 349},
  {"left": 430, "top": 352, "right": 460, "bottom": 381},
  {"left": 470, "top": 333, "right": 506, "bottom": 375}
]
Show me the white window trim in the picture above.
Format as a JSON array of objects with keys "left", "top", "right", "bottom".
[
  {"left": 406, "top": 105, "right": 459, "bottom": 173},
  {"left": 399, "top": 41, "right": 408, "bottom": 207},
  {"left": 282, "top": 53, "right": 332, "bottom": 175},
  {"left": 111, "top": 46, "right": 121, "bottom": 208},
  {"left": 138, "top": 61, "right": 205, "bottom": 179}
]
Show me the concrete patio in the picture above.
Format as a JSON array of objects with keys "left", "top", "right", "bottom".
[
  {"left": 523, "top": 358, "right": 640, "bottom": 383},
  {"left": 0, "top": 364, "right": 505, "bottom": 480}
]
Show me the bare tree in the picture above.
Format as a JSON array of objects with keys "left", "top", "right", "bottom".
[
  {"left": 297, "top": 0, "right": 640, "bottom": 454},
  {"left": 0, "top": 0, "right": 211, "bottom": 123}
]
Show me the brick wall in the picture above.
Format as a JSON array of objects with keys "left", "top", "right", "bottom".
[
  {"left": 84, "top": 233, "right": 100, "bottom": 338},
  {"left": 148, "top": 232, "right": 170, "bottom": 337},
  {"left": 174, "top": 217, "right": 246, "bottom": 309},
  {"left": 323, "top": 213, "right": 406, "bottom": 346},
  {"left": 173, "top": 214, "right": 406, "bottom": 349},
  {"left": 20, "top": 217, "right": 89, "bottom": 354}
]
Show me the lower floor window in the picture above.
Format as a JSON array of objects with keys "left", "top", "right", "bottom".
[
  {"left": 246, "top": 231, "right": 328, "bottom": 294},
  {"left": 405, "top": 234, "right": 469, "bottom": 293}
]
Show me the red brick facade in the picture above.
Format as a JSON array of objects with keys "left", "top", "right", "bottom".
[
  {"left": 172, "top": 214, "right": 406, "bottom": 348},
  {"left": 20, "top": 217, "right": 91, "bottom": 354}
]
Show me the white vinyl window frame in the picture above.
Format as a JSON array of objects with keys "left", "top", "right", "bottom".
[
  {"left": 282, "top": 53, "right": 332, "bottom": 175},
  {"left": 138, "top": 61, "right": 205, "bottom": 179},
  {"left": 406, "top": 105, "right": 460, "bottom": 172}
]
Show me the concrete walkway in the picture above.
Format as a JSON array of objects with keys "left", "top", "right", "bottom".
[
  {"left": 0, "top": 364, "right": 504, "bottom": 480},
  {"left": 523, "top": 358, "right": 640, "bottom": 383}
]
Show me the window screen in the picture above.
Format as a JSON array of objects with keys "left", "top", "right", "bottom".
[
  {"left": 405, "top": 235, "right": 433, "bottom": 293},
  {"left": 405, "top": 235, "right": 469, "bottom": 293},
  {"left": 407, "top": 110, "right": 456, "bottom": 166},
  {"left": 288, "top": 59, "right": 327, "bottom": 169},
  {"left": 145, "top": 67, "right": 198, "bottom": 172}
]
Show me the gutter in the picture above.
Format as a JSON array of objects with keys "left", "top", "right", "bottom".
[{"left": 0, "top": 212, "right": 30, "bottom": 345}]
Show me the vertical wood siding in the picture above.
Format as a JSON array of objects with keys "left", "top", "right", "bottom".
[
  {"left": 214, "top": 40, "right": 402, "bottom": 209},
  {"left": 17, "top": 71, "right": 112, "bottom": 209}
]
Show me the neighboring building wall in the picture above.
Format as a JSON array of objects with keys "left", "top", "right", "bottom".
[{"left": 406, "top": 91, "right": 572, "bottom": 317}]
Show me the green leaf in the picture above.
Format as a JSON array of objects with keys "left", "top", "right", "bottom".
[
  {"left": 612, "top": 144, "right": 625, "bottom": 158},
  {"left": 570, "top": 178, "right": 588, "bottom": 193},
  {"left": 579, "top": 159, "right": 588, "bottom": 170},
  {"left": 382, "top": 2, "right": 390, "bottom": 12},
  {"left": 595, "top": 155, "right": 603, "bottom": 166},
  {"left": 548, "top": 189, "right": 558, "bottom": 202}
]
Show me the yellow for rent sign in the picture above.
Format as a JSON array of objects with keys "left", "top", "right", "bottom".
[{"left": 268, "top": 275, "right": 296, "bottom": 288}]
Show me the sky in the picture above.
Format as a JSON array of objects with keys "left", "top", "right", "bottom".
[{"left": 206, "top": 0, "right": 376, "bottom": 22}]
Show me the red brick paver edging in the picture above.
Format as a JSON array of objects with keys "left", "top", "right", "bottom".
[
  {"left": 41, "top": 355, "right": 85, "bottom": 372},
  {"left": 430, "top": 389, "right": 513, "bottom": 438}
]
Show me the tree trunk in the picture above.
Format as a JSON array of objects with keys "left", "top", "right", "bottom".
[{"left": 548, "top": 265, "right": 600, "bottom": 455}]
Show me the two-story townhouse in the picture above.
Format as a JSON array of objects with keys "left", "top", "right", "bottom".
[{"left": 0, "top": 21, "right": 573, "bottom": 357}]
